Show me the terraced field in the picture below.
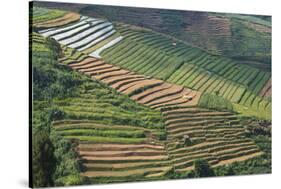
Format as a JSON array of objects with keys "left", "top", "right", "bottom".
[
  {"left": 31, "top": 6, "right": 271, "bottom": 185},
  {"left": 52, "top": 120, "right": 171, "bottom": 180},
  {"left": 37, "top": 15, "right": 122, "bottom": 59},
  {"left": 58, "top": 48, "right": 263, "bottom": 177},
  {"left": 102, "top": 24, "right": 271, "bottom": 118},
  {"left": 33, "top": 47, "right": 170, "bottom": 181},
  {"left": 36, "top": 12, "right": 271, "bottom": 119},
  {"left": 163, "top": 107, "right": 262, "bottom": 172},
  {"left": 32, "top": 6, "right": 81, "bottom": 28},
  {"left": 77, "top": 5, "right": 271, "bottom": 66}
]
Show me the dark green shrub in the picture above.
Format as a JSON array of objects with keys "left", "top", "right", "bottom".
[
  {"left": 194, "top": 159, "right": 215, "bottom": 177},
  {"left": 32, "top": 130, "right": 56, "bottom": 187}
]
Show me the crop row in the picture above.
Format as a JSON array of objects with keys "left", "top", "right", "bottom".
[{"left": 38, "top": 16, "right": 122, "bottom": 60}]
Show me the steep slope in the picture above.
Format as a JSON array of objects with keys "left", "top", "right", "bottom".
[
  {"left": 78, "top": 5, "right": 272, "bottom": 67},
  {"left": 35, "top": 10, "right": 271, "bottom": 120},
  {"left": 32, "top": 7, "right": 270, "bottom": 183},
  {"left": 31, "top": 32, "right": 171, "bottom": 183},
  {"left": 33, "top": 1, "right": 272, "bottom": 68}
]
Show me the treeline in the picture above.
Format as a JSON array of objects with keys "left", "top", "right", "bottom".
[{"left": 32, "top": 34, "right": 84, "bottom": 101}]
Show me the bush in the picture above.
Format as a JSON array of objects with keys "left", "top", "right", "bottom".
[
  {"left": 32, "top": 34, "right": 83, "bottom": 100},
  {"left": 193, "top": 159, "right": 215, "bottom": 177},
  {"left": 50, "top": 131, "right": 83, "bottom": 186},
  {"left": 54, "top": 174, "right": 87, "bottom": 186}
]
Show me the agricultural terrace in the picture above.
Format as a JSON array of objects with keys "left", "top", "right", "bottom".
[
  {"left": 37, "top": 10, "right": 271, "bottom": 120},
  {"left": 36, "top": 9, "right": 271, "bottom": 120},
  {"left": 78, "top": 5, "right": 271, "bottom": 67},
  {"left": 59, "top": 45, "right": 264, "bottom": 177},
  {"left": 101, "top": 23, "right": 271, "bottom": 120},
  {"left": 31, "top": 6, "right": 271, "bottom": 186},
  {"left": 32, "top": 32, "right": 172, "bottom": 183},
  {"left": 31, "top": 7, "right": 80, "bottom": 28}
]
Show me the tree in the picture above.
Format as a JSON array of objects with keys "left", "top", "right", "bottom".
[
  {"left": 32, "top": 130, "right": 56, "bottom": 187},
  {"left": 225, "top": 166, "right": 235, "bottom": 176},
  {"left": 194, "top": 159, "right": 215, "bottom": 177}
]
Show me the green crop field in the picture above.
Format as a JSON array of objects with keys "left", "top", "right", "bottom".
[{"left": 97, "top": 23, "right": 271, "bottom": 119}]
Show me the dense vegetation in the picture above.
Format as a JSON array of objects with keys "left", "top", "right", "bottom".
[
  {"left": 32, "top": 34, "right": 82, "bottom": 100},
  {"left": 32, "top": 129, "right": 56, "bottom": 187},
  {"left": 198, "top": 93, "right": 233, "bottom": 112}
]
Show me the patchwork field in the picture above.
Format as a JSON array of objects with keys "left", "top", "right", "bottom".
[
  {"left": 77, "top": 5, "right": 271, "bottom": 67},
  {"left": 36, "top": 10, "right": 271, "bottom": 119},
  {"left": 31, "top": 5, "right": 272, "bottom": 187},
  {"left": 59, "top": 47, "right": 263, "bottom": 177}
]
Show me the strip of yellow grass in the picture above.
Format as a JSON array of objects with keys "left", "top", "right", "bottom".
[
  {"left": 212, "top": 151, "right": 264, "bottom": 167},
  {"left": 81, "top": 166, "right": 171, "bottom": 177}
]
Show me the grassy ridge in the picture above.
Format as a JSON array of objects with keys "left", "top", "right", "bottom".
[
  {"left": 31, "top": 6, "right": 66, "bottom": 24},
  {"left": 51, "top": 81, "right": 165, "bottom": 129}
]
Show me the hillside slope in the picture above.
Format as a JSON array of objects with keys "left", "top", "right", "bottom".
[
  {"left": 31, "top": 5, "right": 272, "bottom": 186},
  {"left": 80, "top": 5, "right": 271, "bottom": 68},
  {"left": 31, "top": 32, "right": 170, "bottom": 184},
  {"left": 59, "top": 47, "right": 263, "bottom": 175},
  {"left": 33, "top": 1, "right": 272, "bottom": 69},
  {"left": 35, "top": 9, "right": 271, "bottom": 120}
]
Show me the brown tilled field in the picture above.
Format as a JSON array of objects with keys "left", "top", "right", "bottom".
[{"left": 260, "top": 77, "right": 272, "bottom": 97}]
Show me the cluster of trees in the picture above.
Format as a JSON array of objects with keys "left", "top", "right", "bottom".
[
  {"left": 31, "top": 35, "right": 87, "bottom": 187},
  {"left": 32, "top": 37, "right": 84, "bottom": 101},
  {"left": 32, "top": 129, "right": 55, "bottom": 187},
  {"left": 32, "top": 110, "right": 87, "bottom": 187}
]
